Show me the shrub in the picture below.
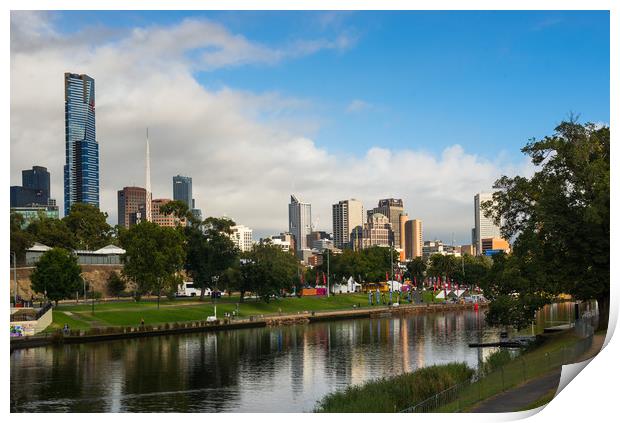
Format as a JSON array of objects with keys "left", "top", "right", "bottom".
[
  {"left": 482, "top": 349, "right": 515, "bottom": 375},
  {"left": 315, "top": 363, "right": 474, "bottom": 413}
]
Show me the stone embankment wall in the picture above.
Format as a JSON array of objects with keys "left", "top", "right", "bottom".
[{"left": 9, "top": 265, "right": 128, "bottom": 299}]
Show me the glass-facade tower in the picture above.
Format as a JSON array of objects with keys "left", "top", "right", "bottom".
[
  {"left": 64, "top": 73, "right": 99, "bottom": 216},
  {"left": 173, "top": 175, "right": 192, "bottom": 208}
]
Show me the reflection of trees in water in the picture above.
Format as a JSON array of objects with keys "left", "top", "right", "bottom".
[
  {"left": 12, "top": 309, "right": 511, "bottom": 412},
  {"left": 12, "top": 344, "right": 114, "bottom": 412}
]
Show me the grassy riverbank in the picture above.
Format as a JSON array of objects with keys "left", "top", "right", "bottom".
[
  {"left": 315, "top": 363, "right": 475, "bottom": 413},
  {"left": 441, "top": 330, "right": 592, "bottom": 412},
  {"left": 48, "top": 293, "right": 422, "bottom": 331}
]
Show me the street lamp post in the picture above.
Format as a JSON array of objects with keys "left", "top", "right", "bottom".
[
  {"left": 10, "top": 251, "right": 17, "bottom": 305},
  {"left": 326, "top": 248, "right": 330, "bottom": 298}
]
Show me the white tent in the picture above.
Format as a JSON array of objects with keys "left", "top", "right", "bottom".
[
  {"left": 387, "top": 280, "right": 403, "bottom": 291},
  {"left": 435, "top": 290, "right": 458, "bottom": 300},
  {"left": 331, "top": 277, "right": 362, "bottom": 294},
  {"left": 454, "top": 289, "right": 468, "bottom": 298}
]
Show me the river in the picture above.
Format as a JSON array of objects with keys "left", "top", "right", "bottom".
[{"left": 10, "top": 303, "right": 578, "bottom": 412}]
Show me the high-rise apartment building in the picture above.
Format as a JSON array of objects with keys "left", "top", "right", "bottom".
[
  {"left": 173, "top": 175, "right": 192, "bottom": 208},
  {"left": 151, "top": 198, "right": 187, "bottom": 227},
  {"left": 404, "top": 219, "right": 423, "bottom": 260},
  {"left": 332, "top": 199, "right": 364, "bottom": 249},
  {"left": 288, "top": 195, "right": 312, "bottom": 252},
  {"left": 474, "top": 193, "right": 502, "bottom": 255},
  {"left": 231, "top": 225, "right": 254, "bottom": 252},
  {"left": 64, "top": 73, "right": 99, "bottom": 216},
  {"left": 368, "top": 198, "right": 405, "bottom": 247},
  {"left": 117, "top": 186, "right": 147, "bottom": 228}
]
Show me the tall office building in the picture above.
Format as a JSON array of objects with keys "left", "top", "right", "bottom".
[
  {"left": 288, "top": 194, "right": 312, "bottom": 252},
  {"left": 11, "top": 166, "right": 52, "bottom": 207},
  {"left": 353, "top": 213, "right": 392, "bottom": 250},
  {"left": 404, "top": 219, "right": 423, "bottom": 260},
  {"left": 64, "top": 73, "right": 99, "bottom": 216},
  {"left": 332, "top": 199, "right": 364, "bottom": 249},
  {"left": 173, "top": 175, "right": 192, "bottom": 208},
  {"left": 474, "top": 193, "right": 502, "bottom": 255},
  {"left": 368, "top": 198, "right": 405, "bottom": 247},
  {"left": 117, "top": 186, "right": 147, "bottom": 228}
]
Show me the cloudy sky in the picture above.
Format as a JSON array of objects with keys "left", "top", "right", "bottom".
[{"left": 10, "top": 10, "right": 609, "bottom": 243}]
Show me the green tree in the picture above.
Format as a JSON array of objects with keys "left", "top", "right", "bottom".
[
  {"left": 10, "top": 212, "right": 34, "bottom": 265},
  {"left": 484, "top": 121, "right": 610, "bottom": 329},
  {"left": 26, "top": 215, "right": 76, "bottom": 250},
  {"left": 119, "top": 221, "right": 186, "bottom": 308},
  {"left": 107, "top": 271, "right": 126, "bottom": 298},
  {"left": 63, "top": 203, "right": 113, "bottom": 250},
  {"left": 158, "top": 200, "right": 193, "bottom": 227},
  {"left": 240, "top": 243, "right": 298, "bottom": 302},
  {"left": 428, "top": 254, "right": 458, "bottom": 282},
  {"left": 30, "top": 248, "right": 83, "bottom": 305},
  {"left": 185, "top": 217, "right": 238, "bottom": 300},
  {"left": 219, "top": 266, "right": 241, "bottom": 297},
  {"left": 406, "top": 257, "right": 427, "bottom": 285}
]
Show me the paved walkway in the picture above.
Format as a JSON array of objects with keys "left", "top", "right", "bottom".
[
  {"left": 469, "top": 369, "right": 561, "bottom": 413},
  {"left": 469, "top": 332, "right": 606, "bottom": 413}
]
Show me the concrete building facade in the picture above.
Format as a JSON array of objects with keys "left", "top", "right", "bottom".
[
  {"left": 231, "top": 225, "right": 254, "bottom": 252},
  {"left": 353, "top": 213, "right": 392, "bottom": 250},
  {"left": 474, "top": 192, "right": 503, "bottom": 255},
  {"left": 332, "top": 199, "right": 364, "bottom": 249},
  {"left": 404, "top": 219, "right": 423, "bottom": 260},
  {"left": 368, "top": 198, "right": 404, "bottom": 247},
  {"left": 288, "top": 194, "right": 312, "bottom": 252},
  {"left": 117, "top": 186, "right": 147, "bottom": 228},
  {"left": 151, "top": 198, "right": 186, "bottom": 227}
]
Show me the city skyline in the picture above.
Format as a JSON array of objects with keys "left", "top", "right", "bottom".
[{"left": 10, "top": 10, "right": 609, "bottom": 243}]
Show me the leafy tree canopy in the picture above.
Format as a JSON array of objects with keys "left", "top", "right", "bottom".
[
  {"left": 10, "top": 212, "right": 34, "bottom": 265},
  {"left": 30, "top": 248, "right": 83, "bottom": 305},
  {"left": 119, "top": 221, "right": 186, "bottom": 302},
  {"left": 63, "top": 203, "right": 113, "bottom": 250},
  {"left": 483, "top": 120, "right": 609, "bottom": 329}
]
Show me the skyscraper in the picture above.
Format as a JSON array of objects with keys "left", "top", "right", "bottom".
[
  {"left": 332, "top": 199, "right": 364, "bottom": 249},
  {"left": 404, "top": 219, "right": 423, "bottom": 259},
  {"left": 64, "top": 73, "right": 99, "bottom": 216},
  {"left": 117, "top": 186, "right": 147, "bottom": 228},
  {"left": 368, "top": 198, "right": 405, "bottom": 247},
  {"left": 288, "top": 194, "right": 312, "bottom": 252},
  {"left": 474, "top": 192, "right": 502, "bottom": 255},
  {"left": 11, "top": 166, "right": 51, "bottom": 207},
  {"left": 173, "top": 175, "right": 192, "bottom": 208}
]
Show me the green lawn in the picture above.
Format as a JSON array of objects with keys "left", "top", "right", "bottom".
[{"left": 51, "top": 293, "right": 397, "bottom": 329}]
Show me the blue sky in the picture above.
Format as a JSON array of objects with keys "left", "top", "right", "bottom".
[
  {"left": 11, "top": 10, "right": 610, "bottom": 242},
  {"left": 50, "top": 10, "right": 609, "bottom": 160}
]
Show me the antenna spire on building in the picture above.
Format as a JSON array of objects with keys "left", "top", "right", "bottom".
[{"left": 145, "top": 128, "right": 152, "bottom": 222}]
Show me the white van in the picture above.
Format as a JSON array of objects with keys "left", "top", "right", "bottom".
[{"left": 177, "top": 282, "right": 211, "bottom": 297}]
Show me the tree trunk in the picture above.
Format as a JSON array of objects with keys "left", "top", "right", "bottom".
[
  {"left": 240, "top": 290, "right": 245, "bottom": 303},
  {"left": 200, "top": 287, "right": 205, "bottom": 301},
  {"left": 597, "top": 292, "right": 609, "bottom": 331}
]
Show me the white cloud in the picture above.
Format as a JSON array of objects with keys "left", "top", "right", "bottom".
[
  {"left": 346, "top": 99, "right": 372, "bottom": 113},
  {"left": 10, "top": 12, "right": 531, "bottom": 244}
]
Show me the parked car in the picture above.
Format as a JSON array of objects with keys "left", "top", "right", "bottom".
[{"left": 177, "top": 282, "right": 211, "bottom": 297}]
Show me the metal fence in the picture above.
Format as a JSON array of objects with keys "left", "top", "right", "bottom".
[{"left": 401, "top": 332, "right": 594, "bottom": 413}]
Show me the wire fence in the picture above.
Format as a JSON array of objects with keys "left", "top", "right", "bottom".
[{"left": 401, "top": 329, "right": 594, "bottom": 413}]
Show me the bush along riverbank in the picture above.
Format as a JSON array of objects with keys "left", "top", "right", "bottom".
[{"left": 314, "top": 363, "right": 475, "bottom": 413}]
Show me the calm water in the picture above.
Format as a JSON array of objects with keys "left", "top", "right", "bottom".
[{"left": 10, "top": 304, "right": 577, "bottom": 412}]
